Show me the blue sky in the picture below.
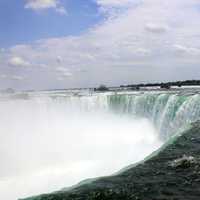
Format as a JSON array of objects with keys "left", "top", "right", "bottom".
[
  {"left": 1, "top": 0, "right": 200, "bottom": 90},
  {"left": 0, "top": 0, "right": 101, "bottom": 47}
]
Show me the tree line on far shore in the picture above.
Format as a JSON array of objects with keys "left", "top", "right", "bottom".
[{"left": 95, "top": 80, "right": 200, "bottom": 91}]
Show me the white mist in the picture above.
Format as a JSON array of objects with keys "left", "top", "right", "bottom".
[{"left": 0, "top": 96, "right": 162, "bottom": 200}]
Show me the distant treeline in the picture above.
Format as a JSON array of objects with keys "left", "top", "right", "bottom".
[
  {"left": 120, "top": 80, "right": 200, "bottom": 89},
  {"left": 94, "top": 80, "right": 200, "bottom": 91},
  {"left": 4, "top": 80, "right": 200, "bottom": 93}
]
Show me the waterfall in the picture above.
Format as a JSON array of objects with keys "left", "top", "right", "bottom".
[
  {"left": 1, "top": 90, "right": 200, "bottom": 200},
  {"left": 0, "top": 92, "right": 162, "bottom": 200},
  {"left": 33, "top": 91, "right": 200, "bottom": 140},
  {"left": 106, "top": 93, "right": 200, "bottom": 139}
]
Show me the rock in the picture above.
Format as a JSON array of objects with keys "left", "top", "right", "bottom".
[{"left": 169, "top": 155, "right": 196, "bottom": 169}]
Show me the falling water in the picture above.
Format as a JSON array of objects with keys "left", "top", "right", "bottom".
[{"left": 0, "top": 90, "right": 200, "bottom": 200}]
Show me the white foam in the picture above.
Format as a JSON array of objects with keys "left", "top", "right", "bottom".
[{"left": 0, "top": 97, "right": 162, "bottom": 200}]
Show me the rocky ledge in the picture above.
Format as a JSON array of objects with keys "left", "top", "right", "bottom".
[{"left": 22, "top": 122, "right": 200, "bottom": 200}]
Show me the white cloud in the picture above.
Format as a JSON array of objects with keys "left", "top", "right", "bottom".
[
  {"left": 173, "top": 44, "right": 189, "bottom": 53},
  {"left": 0, "top": 48, "right": 5, "bottom": 53},
  {"left": 55, "top": 67, "right": 69, "bottom": 73},
  {"left": 0, "top": 74, "right": 8, "bottom": 79},
  {"left": 25, "top": 0, "right": 57, "bottom": 10},
  {"left": 25, "top": 0, "right": 67, "bottom": 15},
  {"left": 0, "top": 74, "right": 25, "bottom": 81},
  {"left": 95, "top": 0, "right": 140, "bottom": 17},
  {"left": 10, "top": 75, "right": 25, "bottom": 81},
  {"left": 145, "top": 23, "right": 169, "bottom": 33},
  {"left": 135, "top": 48, "right": 151, "bottom": 56},
  {"left": 8, "top": 57, "right": 31, "bottom": 68},
  {"left": 61, "top": 72, "right": 73, "bottom": 77},
  {"left": 56, "top": 56, "right": 62, "bottom": 64},
  {"left": 96, "top": 0, "right": 136, "bottom": 7},
  {"left": 55, "top": 67, "right": 73, "bottom": 78},
  {"left": 173, "top": 44, "right": 200, "bottom": 55},
  {"left": 57, "top": 76, "right": 64, "bottom": 81},
  {"left": 76, "top": 69, "right": 88, "bottom": 73},
  {"left": 2, "top": 0, "right": 200, "bottom": 89},
  {"left": 55, "top": 6, "right": 67, "bottom": 15}
]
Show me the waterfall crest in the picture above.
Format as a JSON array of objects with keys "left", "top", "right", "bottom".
[
  {"left": 33, "top": 91, "right": 200, "bottom": 140},
  {"left": 106, "top": 93, "right": 200, "bottom": 139}
]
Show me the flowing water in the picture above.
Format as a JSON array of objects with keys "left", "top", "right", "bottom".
[{"left": 0, "top": 89, "right": 200, "bottom": 200}]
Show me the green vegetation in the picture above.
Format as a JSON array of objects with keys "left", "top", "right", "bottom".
[{"left": 94, "top": 85, "right": 109, "bottom": 92}]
